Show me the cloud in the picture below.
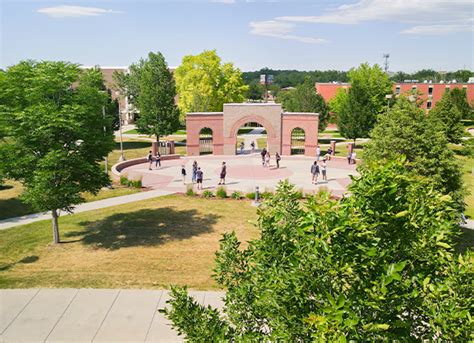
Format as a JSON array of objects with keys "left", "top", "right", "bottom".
[
  {"left": 249, "top": 20, "right": 327, "bottom": 44},
  {"left": 401, "top": 24, "right": 474, "bottom": 35},
  {"left": 37, "top": 5, "right": 120, "bottom": 18},
  {"left": 276, "top": 0, "right": 473, "bottom": 35}
]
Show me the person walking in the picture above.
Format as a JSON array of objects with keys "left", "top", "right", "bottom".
[
  {"left": 275, "top": 152, "right": 281, "bottom": 168},
  {"left": 347, "top": 152, "right": 352, "bottom": 165},
  {"left": 311, "top": 161, "right": 320, "bottom": 184},
  {"left": 351, "top": 151, "right": 357, "bottom": 164},
  {"left": 196, "top": 167, "right": 203, "bottom": 190},
  {"left": 321, "top": 159, "right": 327, "bottom": 182},
  {"left": 155, "top": 152, "right": 161, "bottom": 169},
  {"left": 181, "top": 165, "right": 187, "bottom": 184},
  {"left": 261, "top": 148, "right": 267, "bottom": 167},
  {"left": 250, "top": 141, "right": 255, "bottom": 154},
  {"left": 240, "top": 142, "right": 245, "bottom": 154},
  {"left": 316, "top": 145, "right": 321, "bottom": 161},
  {"left": 192, "top": 160, "right": 198, "bottom": 183},
  {"left": 265, "top": 151, "right": 271, "bottom": 167},
  {"left": 218, "top": 162, "right": 227, "bottom": 185},
  {"left": 147, "top": 151, "right": 153, "bottom": 170}
]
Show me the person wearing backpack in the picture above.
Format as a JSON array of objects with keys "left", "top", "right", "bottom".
[
  {"left": 275, "top": 152, "right": 281, "bottom": 168},
  {"left": 147, "top": 151, "right": 153, "bottom": 170},
  {"left": 196, "top": 167, "right": 203, "bottom": 190},
  {"left": 311, "top": 161, "right": 320, "bottom": 184},
  {"left": 181, "top": 165, "right": 186, "bottom": 184}
]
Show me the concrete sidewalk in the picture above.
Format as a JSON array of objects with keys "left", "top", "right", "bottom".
[
  {"left": 0, "top": 189, "right": 173, "bottom": 231},
  {"left": 0, "top": 288, "right": 224, "bottom": 342}
]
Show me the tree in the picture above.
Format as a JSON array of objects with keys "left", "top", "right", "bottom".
[
  {"left": 162, "top": 164, "right": 471, "bottom": 340},
  {"left": 246, "top": 81, "right": 264, "bottom": 100},
  {"left": 335, "top": 63, "right": 393, "bottom": 143},
  {"left": 428, "top": 92, "right": 464, "bottom": 144},
  {"left": 114, "top": 52, "right": 179, "bottom": 142},
  {"left": 278, "top": 78, "right": 330, "bottom": 131},
  {"left": 449, "top": 87, "right": 473, "bottom": 120},
  {"left": 364, "top": 96, "right": 464, "bottom": 206},
  {"left": 0, "top": 61, "right": 115, "bottom": 244},
  {"left": 174, "top": 50, "right": 248, "bottom": 116}
]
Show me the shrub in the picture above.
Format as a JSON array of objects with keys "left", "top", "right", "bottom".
[
  {"left": 245, "top": 192, "right": 255, "bottom": 200},
  {"left": 186, "top": 184, "right": 195, "bottom": 196},
  {"left": 260, "top": 191, "right": 273, "bottom": 199},
  {"left": 231, "top": 191, "right": 243, "bottom": 200},
  {"left": 216, "top": 187, "right": 227, "bottom": 198},
  {"left": 120, "top": 175, "right": 128, "bottom": 186},
  {"left": 130, "top": 179, "right": 142, "bottom": 188},
  {"left": 202, "top": 190, "right": 214, "bottom": 198},
  {"left": 295, "top": 188, "right": 304, "bottom": 199},
  {"left": 163, "top": 161, "right": 472, "bottom": 340}
]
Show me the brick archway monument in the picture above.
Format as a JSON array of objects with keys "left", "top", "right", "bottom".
[{"left": 186, "top": 103, "right": 319, "bottom": 156}]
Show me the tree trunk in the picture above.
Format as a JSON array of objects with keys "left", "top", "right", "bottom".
[
  {"left": 52, "top": 209, "right": 60, "bottom": 244},
  {"left": 156, "top": 133, "right": 160, "bottom": 154},
  {"left": 353, "top": 138, "right": 356, "bottom": 149}
]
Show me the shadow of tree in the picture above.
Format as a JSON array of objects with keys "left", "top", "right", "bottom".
[
  {"left": 455, "top": 227, "right": 474, "bottom": 254},
  {"left": 65, "top": 207, "right": 220, "bottom": 250},
  {"left": 0, "top": 198, "right": 34, "bottom": 220},
  {"left": 119, "top": 141, "right": 151, "bottom": 151},
  {"left": 0, "top": 255, "right": 39, "bottom": 271}
]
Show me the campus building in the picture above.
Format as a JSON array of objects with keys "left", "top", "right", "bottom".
[{"left": 316, "top": 82, "right": 474, "bottom": 111}]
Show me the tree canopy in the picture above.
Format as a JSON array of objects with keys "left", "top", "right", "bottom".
[
  {"left": 364, "top": 96, "right": 464, "bottom": 206},
  {"left": 278, "top": 78, "right": 330, "bottom": 131},
  {"left": 0, "top": 61, "right": 115, "bottom": 243},
  {"left": 114, "top": 52, "right": 179, "bottom": 141},
  {"left": 174, "top": 50, "right": 248, "bottom": 116},
  {"left": 332, "top": 63, "right": 393, "bottom": 142},
  {"left": 428, "top": 91, "right": 464, "bottom": 144},
  {"left": 449, "top": 87, "right": 473, "bottom": 120},
  {"left": 163, "top": 164, "right": 471, "bottom": 340}
]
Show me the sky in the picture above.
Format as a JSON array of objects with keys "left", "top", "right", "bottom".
[{"left": 1, "top": 0, "right": 473, "bottom": 72}]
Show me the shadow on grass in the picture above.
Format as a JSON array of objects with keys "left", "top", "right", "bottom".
[
  {"left": 0, "top": 184, "right": 14, "bottom": 191},
  {"left": 65, "top": 207, "right": 219, "bottom": 250},
  {"left": 118, "top": 141, "right": 151, "bottom": 151},
  {"left": 455, "top": 227, "right": 474, "bottom": 254},
  {"left": 0, "top": 198, "right": 34, "bottom": 221},
  {"left": 0, "top": 255, "right": 39, "bottom": 271}
]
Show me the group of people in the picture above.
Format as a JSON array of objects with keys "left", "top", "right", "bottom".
[
  {"left": 239, "top": 141, "right": 256, "bottom": 154},
  {"left": 316, "top": 145, "right": 333, "bottom": 162},
  {"left": 310, "top": 159, "right": 328, "bottom": 184},
  {"left": 181, "top": 160, "right": 227, "bottom": 190},
  {"left": 147, "top": 151, "right": 162, "bottom": 170},
  {"left": 347, "top": 151, "right": 357, "bottom": 165},
  {"left": 260, "top": 148, "right": 281, "bottom": 168}
]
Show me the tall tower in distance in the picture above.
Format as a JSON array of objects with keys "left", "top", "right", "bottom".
[{"left": 383, "top": 53, "right": 390, "bottom": 73}]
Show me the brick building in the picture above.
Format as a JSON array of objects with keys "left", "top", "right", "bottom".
[{"left": 316, "top": 82, "right": 474, "bottom": 111}]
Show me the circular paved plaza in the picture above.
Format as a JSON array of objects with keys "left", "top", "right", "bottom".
[{"left": 121, "top": 154, "right": 358, "bottom": 198}]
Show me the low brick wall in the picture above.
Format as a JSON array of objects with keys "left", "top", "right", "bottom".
[{"left": 111, "top": 155, "right": 181, "bottom": 179}]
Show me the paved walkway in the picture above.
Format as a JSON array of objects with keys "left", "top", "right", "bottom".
[
  {"left": 122, "top": 154, "right": 358, "bottom": 197},
  {"left": 0, "top": 288, "right": 223, "bottom": 342},
  {"left": 0, "top": 189, "right": 173, "bottom": 231}
]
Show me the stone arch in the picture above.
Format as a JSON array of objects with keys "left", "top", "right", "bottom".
[
  {"left": 290, "top": 127, "right": 306, "bottom": 155},
  {"left": 199, "top": 127, "right": 213, "bottom": 155}
]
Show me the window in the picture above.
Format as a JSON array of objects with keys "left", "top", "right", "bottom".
[
  {"left": 395, "top": 86, "right": 400, "bottom": 94},
  {"left": 428, "top": 86, "right": 433, "bottom": 96},
  {"left": 427, "top": 101, "right": 432, "bottom": 110},
  {"left": 411, "top": 85, "right": 417, "bottom": 93}
]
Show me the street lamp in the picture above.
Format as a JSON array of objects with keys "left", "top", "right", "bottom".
[
  {"left": 116, "top": 91, "right": 125, "bottom": 162},
  {"left": 385, "top": 94, "right": 393, "bottom": 114}
]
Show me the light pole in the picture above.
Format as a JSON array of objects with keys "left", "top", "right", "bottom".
[
  {"left": 102, "top": 105, "right": 108, "bottom": 174},
  {"left": 116, "top": 92, "right": 125, "bottom": 162},
  {"left": 385, "top": 94, "right": 393, "bottom": 114}
]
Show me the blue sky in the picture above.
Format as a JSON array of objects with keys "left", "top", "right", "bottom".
[{"left": 1, "top": 0, "right": 473, "bottom": 72}]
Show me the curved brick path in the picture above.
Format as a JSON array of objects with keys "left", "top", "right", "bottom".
[{"left": 122, "top": 154, "right": 358, "bottom": 197}]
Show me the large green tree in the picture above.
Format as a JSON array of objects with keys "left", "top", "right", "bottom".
[
  {"left": 364, "top": 96, "right": 464, "bottom": 205},
  {"left": 335, "top": 63, "right": 393, "bottom": 143},
  {"left": 449, "top": 87, "right": 473, "bottom": 120},
  {"left": 162, "top": 164, "right": 471, "bottom": 340},
  {"left": 174, "top": 50, "right": 248, "bottom": 116},
  {"left": 428, "top": 91, "right": 464, "bottom": 144},
  {"left": 0, "top": 61, "right": 115, "bottom": 243},
  {"left": 278, "top": 78, "right": 330, "bottom": 131},
  {"left": 114, "top": 52, "right": 179, "bottom": 142}
]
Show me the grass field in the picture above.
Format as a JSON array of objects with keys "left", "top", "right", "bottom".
[
  {"left": 0, "top": 180, "right": 140, "bottom": 221},
  {"left": 0, "top": 195, "right": 258, "bottom": 290}
]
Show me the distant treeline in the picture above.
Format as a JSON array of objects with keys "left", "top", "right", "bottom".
[{"left": 242, "top": 68, "right": 474, "bottom": 88}]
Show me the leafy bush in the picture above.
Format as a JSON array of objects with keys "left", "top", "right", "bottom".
[
  {"left": 245, "top": 192, "right": 255, "bottom": 200},
  {"left": 216, "top": 187, "right": 227, "bottom": 199},
  {"left": 202, "top": 190, "right": 214, "bottom": 199},
  {"left": 186, "top": 184, "right": 195, "bottom": 196},
  {"left": 130, "top": 179, "right": 142, "bottom": 188},
  {"left": 120, "top": 176, "right": 129, "bottom": 186},
  {"left": 162, "top": 161, "right": 472, "bottom": 341},
  {"left": 231, "top": 191, "right": 243, "bottom": 200},
  {"left": 260, "top": 191, "right": 273, "bottom": 199}
]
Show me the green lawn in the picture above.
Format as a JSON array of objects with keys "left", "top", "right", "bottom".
[
  {"left": 0, "top": 195, "right": 258, "bottom": 290},
  {"left": 123, "top": 129, "right": 187, "bottom": 135},
  {"left": 0, "top": 180, "right": 140, "bottom": 221}
]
